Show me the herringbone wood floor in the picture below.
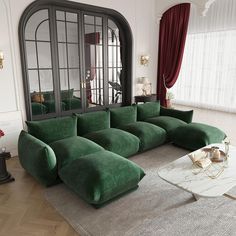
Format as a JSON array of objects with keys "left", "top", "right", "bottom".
[{"left": 0, "top": 157, "right": 78, "bottom": 236}]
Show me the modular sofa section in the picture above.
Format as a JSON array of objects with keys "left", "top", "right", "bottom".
[
  {"left": 84, "top": 128, "right": 140, "bottom": 157},
  {"left": 59, "top": 150, "right": 145, "bottom": 207},
  {"left": 120, "top": 122, "right": 166, "bottom": 151},
  {"left": 171, "top": 122, "right": 226, "bottom": 150},
  {"left": 77, "top": 110, "right": 140, "bottom": 157},
  {"left": 109, "top": 105, "right": 167, "bottom": 151}
]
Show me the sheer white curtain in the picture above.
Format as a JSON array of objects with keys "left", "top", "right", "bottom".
[{"left": 172, "top": 0, "right": 236, "bottom": 112}]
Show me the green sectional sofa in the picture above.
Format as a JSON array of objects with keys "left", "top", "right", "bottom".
[{"left": 18, "top": 101, "right": 226, "bottom": 207}]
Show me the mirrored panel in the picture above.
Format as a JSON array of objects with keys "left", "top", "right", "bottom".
[
  {"left": 25, "top": 9, "right": 55, "bottom": 117},
  {"left": 84, "top": 15, "right": 104, "bottom": 107},
  {"left": 108, "top": 19, "right": 122, "bottom": 104},
  {"left": 25, "top": 9, "right": 49, "bottom": 41},
  {"left": 56, "top": 10, "right": 82, "bottom": 111}
]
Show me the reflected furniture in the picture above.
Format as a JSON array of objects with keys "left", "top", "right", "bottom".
[
  {"left": 18, "top": 101, "right": 226, "bottom": 206},
  {"left": 134, "top": 94, "right": 157, "bottom": 104},
  {"left": 19, "top": 0, "right": 133, "bottom": 121}
]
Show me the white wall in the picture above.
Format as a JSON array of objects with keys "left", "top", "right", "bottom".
[{"left": 0, "top": 0, "right": 213, "bottom": 155}]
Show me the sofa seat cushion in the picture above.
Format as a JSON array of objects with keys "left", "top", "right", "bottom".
[
  {"left": 50, "top": 136, "right": 103, "bottom": 169},
  {"left": 59, "top": 150, "right": 145, "bottom": 206},
  {"left": 76, "top": 111, "right": 110, "bottom": 136},
  {"left": 84, "top": 128, "right": 140, "bottom": 158},
  {"left": 137, "top": 101, "right": 160, "bottom": 121},
  {"left": 26, "top": 115, "right": 77, "bottom": 144},
  {"left": 170, "top": 122, "right": 226, "bottom": 151},
  {"left": 146, "top": 116, "right": 187, "bottom": 135},
  {"left": 109, "top": 105, "right": 137, "bottom": 128},
  {"left": 31, "top": 102, "right": 47, "bottom": 116},
  {"left": 119, "top": 122, "right": 166, "bottom": 151}
]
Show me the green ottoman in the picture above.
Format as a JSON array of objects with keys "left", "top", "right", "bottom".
[
  {"left": 171, "top": 122, "right": 226, "bottom": 151},
  {"left": 59, "top": 150, "right": 145, "bottom": 207}
]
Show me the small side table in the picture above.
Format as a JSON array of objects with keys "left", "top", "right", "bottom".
[
  {"left": 134, "top": 94, "right": 157, "bottom": 104},
  {"left": 0, "top": 152, "right": 15, "bottom": 185}
]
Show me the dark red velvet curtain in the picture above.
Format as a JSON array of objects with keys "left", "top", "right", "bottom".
[{"left": 157, "top": 3, "right": 190, "bottom": 106}]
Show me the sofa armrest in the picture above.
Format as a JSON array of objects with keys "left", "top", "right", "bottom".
[
  {"left": 18, "top": 130, "right": 59, "bottom": 186},
  {"left": 160, "top": 106, "right": 193, "bottom": 123}
]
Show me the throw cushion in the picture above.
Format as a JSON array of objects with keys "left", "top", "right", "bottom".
[
  {"left": 59, "top": 150, "right": 145, "bottom": 206},
  {"left": 84, "top": 128, "right": 140, "bottom": 157},
  {"left": 76, "top": 111, "right": 110, "bottom": 136},
  {"left": 50, "top": 136, "right": 103, "bottom": 169},
  {"left": 137, "top": 101, "right": 160, "bottom": 121},
  {"left": 26, "top": 115, "right": 77, "bottom": 144},
  {"left": 120, "top": 122, "right": 166, "bottom": 151},
  {"left": 171, "top": 122, "right": 226, "bottom": 151},
  {"left": 31, "top": 92, "right": 45, "bottom": 103},
  {"left": 109, "top": 105, "right": 137, "bottom": 128}
]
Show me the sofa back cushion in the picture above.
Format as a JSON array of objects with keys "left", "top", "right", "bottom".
[
  {"left": 110, "top": 105, "right": 137, "bottom": 128},
  {"left": 160, "top": 107, "right": 193, "bottom": 123},
  {"left": 76, "top": 111, "right": 110, "bottom": 136},
  {"left": 26, "top": 115, "right": 77, "bottom": 144},
  {"left": 137, "top": 101, "right": 160, "bottom": 121}
]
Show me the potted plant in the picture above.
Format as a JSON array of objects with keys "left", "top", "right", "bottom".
[{"left": 166, "top": 90, "right": 174, "bottom": 108}]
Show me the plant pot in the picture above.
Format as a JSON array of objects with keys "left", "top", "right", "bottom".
[{"left": 166, "top": 99, "right": 172, "bottom": 108}]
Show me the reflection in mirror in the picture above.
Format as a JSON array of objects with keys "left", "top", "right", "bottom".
[
  {"left": 25, "top": 9, "right": 56, "bottom": 117},
  {"left": 25, "top": 9, "right": 49, "bottom": 40},
  {"left": 56, "top": 10, "right": 82, "bottom": 111},
  {"left": 37, "top": 42, "right": 52, "bottom": 68},
  {"left": 108, "top": 19, "right": 122, "bottom": 104},
  {"left": 84, "top": 15, "right": 104, "bottom": 108}
]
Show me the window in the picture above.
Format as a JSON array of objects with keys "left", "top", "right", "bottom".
[
  {"left": 19, "top": 0, "right": 132, "bottom": 120},
  {"left": 172, "top": 0, "right": 236, "bottom": 112}
]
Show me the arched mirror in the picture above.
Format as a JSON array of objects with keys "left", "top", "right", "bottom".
[
  {"left": 25, "top": 9, "right": 56, "bottom": 116},
  {"left": 19, "top": 0, "right": 132, "bottom": 120}
]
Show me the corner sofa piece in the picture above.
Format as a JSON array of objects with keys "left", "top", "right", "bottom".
[
  {"left": 18, "top": 115, "right": 145, "bottom": 207},
  {"left": 59, "top": 150, "right": 145, "bottom": 206}
]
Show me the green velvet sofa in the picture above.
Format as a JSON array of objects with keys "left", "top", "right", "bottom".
[{"left": 18, "top": 101, "right": 226, "bottom": 207}]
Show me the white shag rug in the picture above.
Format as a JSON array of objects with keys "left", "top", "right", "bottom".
[{"left": 44, "top": 144, "right": 236, "bottom": 236}]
